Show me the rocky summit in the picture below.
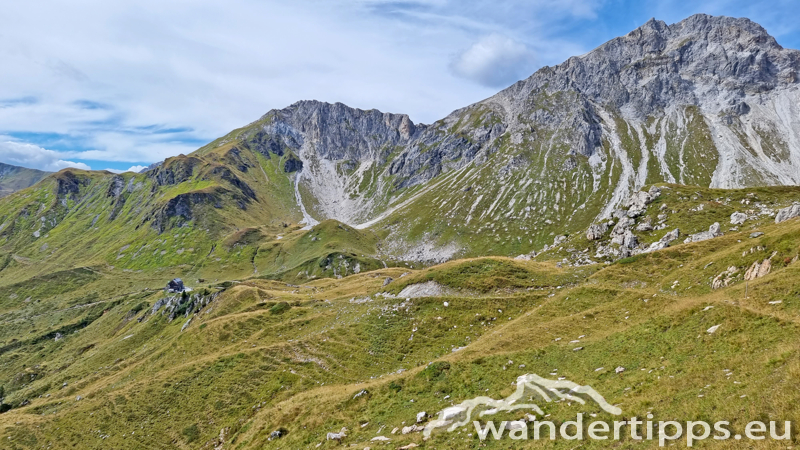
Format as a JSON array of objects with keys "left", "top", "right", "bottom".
[
  {"left": 189, "top": 14, "right": 800, "bottom": 261},
  {"left": 1, "top": 14, "right": 800, "bottom": 450}
]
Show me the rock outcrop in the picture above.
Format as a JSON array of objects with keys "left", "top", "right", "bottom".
[
  {"left": 745, "top": 258, "right": 773, "bottom": 280},
  {"left": 586, "top": 223, "right": 608, "bottom": 240},
  {"left": 644, "top": 228, "right": 680, "bottom": 253},
  {"left": 730, "top": 212, "right": 748, "bottom": 225},
  {"left": 684, "top": 223, "right": 723, "bottom": 243},
  {"left": 775, "top": 204, "right": 800, "bottom": 223}
]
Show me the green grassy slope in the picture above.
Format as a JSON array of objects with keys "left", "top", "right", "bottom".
[
  {"left": 0, "top": 198, "right": 798, "bottom": 449},
  {"left": 253, "top": 220, "right": 396, "bottom": 283},
  {"left": 0, "top": 144, "right": 306, "bottom": 287}
]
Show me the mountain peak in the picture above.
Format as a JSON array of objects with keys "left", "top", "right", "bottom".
[{"left": 0, "top": 162, "right": 50, "bottom": 198}]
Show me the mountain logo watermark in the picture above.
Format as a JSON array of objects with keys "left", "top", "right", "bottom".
[
  {"left": 422, "top": 373, "right": 621, "bottom": 438},
  {"left": 421, "top": 373, "right": 792, "bottom": 446}
]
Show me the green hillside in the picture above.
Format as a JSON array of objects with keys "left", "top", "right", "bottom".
[
  {"left": 0, "top": 145, "right": 305, "bottom": 285},
  {"left": 0, "top": 188, "right": 798, "bottom": 449}
]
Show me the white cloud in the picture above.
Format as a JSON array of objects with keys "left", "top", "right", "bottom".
[
  {"left": 0, "top": 0, "right": 609, "bottom": 170},
  {"left": 2, "top": 0, "right": 792, "bottom": 170},
  {"left": 450, "top": 34, "right": 537, "bottom": 87},
  {"left": 101, "top": 165, "right": 147, "bottom": 174},
  {"left": 0, "top": 141, "right": 91, "bottom": 172}
]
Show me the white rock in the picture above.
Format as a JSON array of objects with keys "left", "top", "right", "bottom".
[
  {"left": 684, "top": 223, "right": 723, "bottom": 243},
  {"left": 615, "top": 366, "right": 625, "bottom": 374},
  {"left": 586, "top": 223, "right": 608, "bottom": 240},
  {"left": 707, "top": 324, "right": 721, "bottom": 334},
  {"left": 775, "top": 204, "right": 800, "bottom": 224},
  {"left": 730, "top": 212, "right": 747, "bottom": 225}
]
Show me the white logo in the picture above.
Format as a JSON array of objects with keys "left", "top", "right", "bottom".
[{"left": 423, "top": 373, "right": 621, "bottom": 437}]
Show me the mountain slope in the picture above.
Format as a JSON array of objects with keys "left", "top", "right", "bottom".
[
  {"left": 0, "top": 163, "right": 49, "bottom": 198},
  {"left": 185, "top": 14, "right": 800, "bottom": 261},
  {"left": 0, "top": 148, "right": 302, "bottom": 284},
  {"left": 1, "top": 198, "right": 799, "bottom": 449}
]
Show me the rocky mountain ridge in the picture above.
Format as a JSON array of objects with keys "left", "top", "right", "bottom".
[
  {"left": 2, "top": 14, "right": 800, "bottom": 269},
  {"left": 184, "top": 14, "right": 800, "bottom": 261}
]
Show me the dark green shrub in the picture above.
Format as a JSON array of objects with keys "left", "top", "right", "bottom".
[{"left": 270, "top": 302, "right": 291, "bottom": 315}]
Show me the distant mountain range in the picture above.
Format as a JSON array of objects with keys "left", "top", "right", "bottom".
[{"left": 0, "top": 163, "right": 49, "bottom": 198}]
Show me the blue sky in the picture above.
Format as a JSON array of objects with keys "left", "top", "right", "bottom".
[{"left": 0, "top": 0, "right": 798, "bottom": 172}]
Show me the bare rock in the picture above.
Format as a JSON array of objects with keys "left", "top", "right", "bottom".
[
  {"left": 712, "top": 266, "right": 738, "bottom": 289},
  {"left": 644, "top": 228, "right": 680, "bottom": 253},
  {"left": 730, "top": 212, "right": 747, "bottom": 225},
  {"left": 625, "top": 191, "right": 653, "bottom": 217},
  {"left": 745, "top": 259, "right": 772, "bottom": 280},
  {"left": 622, "top": 230, "right": 638, "bottom": 249},
  {"left": 586, "top": 223, "right": 608, "bottom": 240},
  {"left": 684, "top": 223, "right": 722, "bottom": 243},
  {"left": 775, "top": 204, "right": 800, "bottom": 224},
  {"left": 635, "top": 217, "right": 653, "bottom": 231},
  {"left": 401, "top": 425, "right": 424, "bottom": 434}
]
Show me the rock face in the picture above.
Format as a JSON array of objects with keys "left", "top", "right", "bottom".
[
  {"left": 745, "top": 258, "right": 772, "bottom": 280},
  {"left": 644, "top": 228, "right": 680, "bottom": 253},
  {"left": 684, "top": 223, "right": 723, "bottom": 243},
  {"left": 712, "top": 266, "right": 739, "bottom": 289},
  {"left": 586, "top": 223, "right": 608, "bottom": 240},
  {"left": 775, "top": 204, "right": 800, "bottom": 223},
  {"left": 625, "top": 191, "right": 654, "bottom": 217},
  {"left": 635, "top": 217, "right": 654, "bottom": 231},
  {"left": 730, "top": 212, "right": 748, "bottom": 225}
]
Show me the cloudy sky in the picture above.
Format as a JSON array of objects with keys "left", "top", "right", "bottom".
[{"left": 1, "top": 0, "right": 798, "bottom": 172}]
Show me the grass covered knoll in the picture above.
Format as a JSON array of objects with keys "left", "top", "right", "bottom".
[
  {"left": 254, "top": 219, "right": 401, "bottom": 283},
  {"left": 383, "top": 257, "right": 598, "bottom": 295},
  {"left": 0, "top": 213, "right": 799, "bottom": 449}
]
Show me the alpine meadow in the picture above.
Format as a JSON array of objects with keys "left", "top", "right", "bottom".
[{"left": 2, "top": 12, "right": 800, "bottom": 449}]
